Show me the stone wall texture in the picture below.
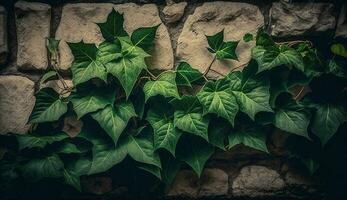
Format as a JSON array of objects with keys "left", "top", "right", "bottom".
[{"left": 0, "top": 0, "right": 345, "bottom": 199}]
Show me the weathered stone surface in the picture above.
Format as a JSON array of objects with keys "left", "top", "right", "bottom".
[
  {"left": 40, "top": 78, "right": 73, "bottom": 97},
  {"left": 81, "top": 176, "right": 113, "bottom": 195},
  {"left": 198, "top": 168, "right": 228, "bottom": 197},
  {"left": 232, "top": 165, "right": 285, "bottom": 197},
  {"left": 0, "top": 75, "right": 35, "bottom": 135},
  {"left": 336, "top": 5, "right": 347, "bottom": 38},
  {"left": 62, "top": 116, "right": 83, "bottom": 138},
  {"left": 176, "top": 2, "right": 264, "bottom": 76},
  {"left": 15, "top": 1, "right": 51, "bottom": 70},
  {"left": 55, "top": 3, "right": 173, "bottom": 71},
  {"left": 167, "top": 170, "right": 199, "bottom": 198},
  {"left": 0, "top": 6, "right": 7, "bottom": 65},
  {"left": 270, "top": 2, "right": 336, "bottom": 37},
  {"left": 163, "top": 2, "right": 187, "bottom": 23}
]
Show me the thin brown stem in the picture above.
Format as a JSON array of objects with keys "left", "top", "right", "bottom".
[
  {"left": 277, "top": 40, "right": 313, "bottom": 47},
  {"left": 203, "top": 56, "right": 217, "bottom": 79},
  {"left": 294, "top": 86, "right": 305, "bottom": 101},
  {"left": 145, "top": 68, "right": 157, "bottom": 80}
]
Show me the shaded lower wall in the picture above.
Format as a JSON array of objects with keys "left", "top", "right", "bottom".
[{"left": 1, "top": 0, "right": 347, "bottom": 199}]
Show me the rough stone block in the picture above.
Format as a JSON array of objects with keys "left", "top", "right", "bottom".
[
  {"left": 0, "top": 6, "right": 7, "bottom": 65},
  {"left": 15, "top": 1, "right": 51, "bottom": 70},
  {"left": 232, "top": 165, "right": 285, "bottom": 197},
  {"left": 55, "top": 3, "right": 173, "bottom": 71},
  {"left": 270, "top": 2, "right": 336, "bottom": 37},
  {"left": 0, "top": 75, "right": 35, "bottom": 135},
  {"left": 176, "top": 2, "right": 264, "bottom": 77},
  {"left": 163, "top": 2, "right": 187, "bottom": 24},
  {"left": 198, "top": 168, "right": 228, "bottom": 197},
  {"left": 336, "top": 5, "right": 347, "bottom": 38}
]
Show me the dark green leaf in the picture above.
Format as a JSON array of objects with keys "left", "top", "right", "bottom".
[
  {"left": 175, "top": 62, "right": 203, "bottom": 87},
  {"left": 63, "top": 169, "right": 81, "bottom": 191},
  {"left": 40, "top": 71, "right": 58, "bottom": 85},
  {"left": 137, "top": 163, "right": 161, "bottom": 180},
  {"left": 131, "top": 25, "right": 159, "bottom": 51},
  {"left": 206, "top": 30, "right": 239, "bottom": 60},
  {"left": 227, "top": 126, "right": 268, "bottom": 153},
  {"left": 243, "top": 33, "right": 253, "bottom": 43},
  {"left": 311, "top": 104, "right": 347, "bottom": 146},
  {"left": 97, "top": 9, "right": 128, "bottom": 41},
  {"left": 29, "top": 88, "right": 67, "bottom": 123},
  {"left": 17, "top": 132, "right": 68, "bottom": 150},
  {"left": 331, "top": 43, "right": 347, "bottom": 57}
]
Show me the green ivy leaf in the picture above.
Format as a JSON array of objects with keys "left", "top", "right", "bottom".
[
  {"left": 243, "top": 33, "right": 253, "bottom": 43},
  {"left": 143, "top": 71, "right": 180, "bottom": 102},
  {"left": 328, "top": 59, "right": 347, "bottom": 78},
  {"left": 274, "top": 103, "right": 311, "bottom": 138},
  {"left": 57, "top": 143, "right": 83, "bottom": 154},
  {"left": 175, "top": 62, "right": 203, "bottom": 87},
  {"left": 252, "top": 45, "right": 304, "bottom": 73},
  {"left": 68, "top": 42, "right": 108, "bottom": 86},
  {"left": 17, "top": 132, "right": 68, "bottom": 151},
  {"left": 197, "top": 79, "right": 239, "bottom": 125},
  {"left": 331, "top": 43, "right": 347, "bottom": 58},
  {"left": 91, "top": 103, "right": 136, "bottom": 145},
  {"left": 226, "top": 70, "right": 272, "bottom": 120},
  {"left": 208, "top": 119, "right": 230, "bottom": 150},
  {"left": 227, "top": 126, "right": 268, "bottom": 153},
  {"left": 63, "top": 169, "right": 81, "bottom": 192},
  {"left": 137, "top": 163, "right": 162, "bottom": 180},
  {"left": 311, "top": 104, "right": 347, "bottom": 146},
  {"left": 21, "top": 154, "right": 64, "bottom": 181},
  {"left": 206, "top": 30, "right": 239, "bottom": 60},
  {"left": 29, "top": 88, "right": 68, "bottom": 123},
  {"left": 40, "top": 71, "right": 58, "bottom": 85},
  {"left": 161, "top": 154, "right": 181, "bottom": 185},
  {"left": 106, "top": 37, "right": 149, "bottom": 98},
  {"left": 70, "top": 87, "right": 116, "bottom": 119},
  {"left": 255, "top": 29, "right": 275, "bottom": 47},
  {"left": 131, "top": 25, "right": 159, "bottom": 52},
  {"left": 172, "top": 96, "right": 209, "bottom": 141},
  {"left": 147, "top": 107, "right": 182, "bottom": 156},
  {"left": 97, "top": 9, "right": 128, "bottom": 41},
  {"left": 177, "top": 136, "right": 214, "bottom": 177}
]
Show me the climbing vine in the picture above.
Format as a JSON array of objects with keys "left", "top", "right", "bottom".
[{"left": 1, "top": 9, "right": 346, "bottom": 193}]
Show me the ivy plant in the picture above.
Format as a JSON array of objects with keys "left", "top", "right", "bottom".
[{"left": 0, "top": 9, "right": 346, "bottom": 193}]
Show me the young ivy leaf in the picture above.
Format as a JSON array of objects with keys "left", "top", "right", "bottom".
[
  {"left": 330, "top": 43, "right": 347, "bottom": 58},
  {"left": 206, "top": 30, "right": 239, "bottom": 60},
  {"left": 40, "top": 71, "right": 58, "bottom": 85},
  {"left": 227, "top": 126, "right": 269, "bottom": 153},
  {"left": 69, "top": 86, "right": 116, "bottom": 119},
  {"left": 273, "top": 103, "right": 311, "bottom": 139},
  {"left": 137, "top": 163, "right": 162, "bottom": 180},
  {"left": 311, "top": 104, "right": 347, "bottom": 146},
  {"left": 96, "top": 9, "right": 128, "bottom": 41},
  {"left": 21, "top": 154, "right": 64, "bottom": 181},
  {"left": 106, "top": 37, "right": 149, "bottom": 98},
  {"left": 143, "top": 71, "right": 180, "bottom": 102},
  {"left": 175, "top": 62, "right": 203, "bottom": 87},
  {"left": 131, "top": 25, "right": 160, "bottom": 52},
  {"left": 225, "top": 70, "right": 272, "bottom": 120},
  {"left": 68, "top": 42, "right": 108, "bottom": 86},
  {"left": 91, "top": 103, "right": 137, "bottom": 145},
  {"left": 29, "top": 88, "right": 68, "bottom": 123},
  {"left": 171, "top": 96, "right": 209, "bottom": 142},
  {"left": 243, "top": 33, "right": 253, "bottom": 43},
  {"left": 16, "top": 132, "right": 69, "bottom": 151},
  {"left": 252, "top": 45, "right": 304, "bottom": 74},
  {"left": 328, "top": 59, "right": 347, "bottom": 78},
  {"left": 197, "top": 79, "right": 239, "bottom": 126},
  {"left": 147, "top": 107, "right": 183, "bottom": 156},
  {"left": 208, "top": 118, "right": 230, "bottom": 150},
  {"left": 63, "top": 169, "right": 81, "bottom": 192},
  {"left": 176, "top": 135, "right": 215, "bottom": 177}
]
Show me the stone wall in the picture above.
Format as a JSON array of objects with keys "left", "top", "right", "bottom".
[{"left": 0, "top": 0, "right": 345, "bottom": 199}]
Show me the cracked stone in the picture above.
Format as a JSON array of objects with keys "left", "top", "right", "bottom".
[
  {"left": 0, "top": 75, "right": 35, "bottom": 135},
  {"left": 0, "top": 6, "right": 7, "bottom": 65},
  {"left": 15, "top": 1, "right": 51, "bottom": 70},
  {"left": 176, "top": 2, "right": 264, "bottom": 77},
  {"left": 270, "top": 2, "right": 336, "bottom": 37},
  {"left": 163, "top": 2, "right": 187, "bottom": 24},
  {"left": 167, "top": 170, "right": 199, "bottom": 198},
  {"left": 232, "top": 165, "right": 285, "bottom": 197},
  {"left": 336, "top": 4, "right": 347, "bottom": 38},
  {"left": 55, "top": 3, "right": 173, "bottom": 71}
]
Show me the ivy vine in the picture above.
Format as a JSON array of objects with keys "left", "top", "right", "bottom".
[{"left": 1, "top": 9, "right": 346, "bottom": 193}]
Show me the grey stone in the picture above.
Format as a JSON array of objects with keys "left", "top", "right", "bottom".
[
  {"left": 176, "top": 2, "right": 264, "bottom": 77},
  {"left": 232, "top": 165, "right": 285, "bottom": 197},
  {"left": 163, "top": 2, "right": 187, "bottom": 23},
  {"left": 336, "top": 5, "right": 347, "bottom": 38},
  {"left": 15, "top": 1, "right": 51, "bottom": 70},
  {"left": 40, "top": 78, "right": 73, "bottom": 97},
  {"left": 0, "top": 6, "right": 7, "bottom": 65},
  {"left": 198, "top": 168, "right": 228, "bottom": 197},
  {"left": 55, "top": 3, "right": 173, "bottom": 71},
  {"left": 270, "top": 2, "right": 336, "bottom": 37},
  {"left": 167, "top": 170, "right": 199, "bottom": 198},
  {"left": 62, "top": 116, "right": 83, "bottom": 138},
  {"left": 0, "top": 75, "right": 35, "bottom": 135}
]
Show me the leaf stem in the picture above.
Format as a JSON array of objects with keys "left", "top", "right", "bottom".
[
  {"left": 203, "top": 56, "right": 217, "bottom": 79},
  {"left": 276, "top": 40, "right": 313, "bottom": 47},
  {"left": 294, "top": 86, "right": 305, "bottom": 101},
  {"left": 145, "top": 68, "right": 157, "bottom": 80}
]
